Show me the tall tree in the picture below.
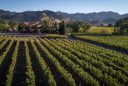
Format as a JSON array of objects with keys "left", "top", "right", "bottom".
[
  {"left": 40, "top": 14, "right": 51, "bottom": 33},
  {"left": 8, "top": 20, "right": 18, "bottom": 29},
  {"left": 0, "top": 24, "right": 9, "bottom": 33},
  {"left": 79, "top": 22, "right": 91, "bottom": 33},
  {"left": 51, "top": 22, "right": 59, "bottom": 34},
  {"left": 0, "top": 20, "right": 9, "bottom": 33},
  {"left": 114, "top": 17, "right": 128, "bottom": 34},
  {"left": 18, "top": 23, "right": 24, "bottom": 33},
  {"left": 66, "top": 21, "right": 82, "bottom": 33},
  {"left": 59, "top": 21, "right": 66, "bottom": 35}
]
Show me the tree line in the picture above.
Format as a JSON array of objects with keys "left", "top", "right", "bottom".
[
  {"left": 0, "top": 13, "right": 91, "bottom": 35},
  {"left": 0, "top": 15, "right": 128, "bottom": 35}
]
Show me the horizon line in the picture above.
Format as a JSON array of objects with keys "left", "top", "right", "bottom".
[{"left": 0, "top": 9, "right": 127, "bottom": 15}]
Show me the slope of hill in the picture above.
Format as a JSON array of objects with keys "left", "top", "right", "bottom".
[{"left": 0, "top": 9, "right": 128, "bottom": 24}]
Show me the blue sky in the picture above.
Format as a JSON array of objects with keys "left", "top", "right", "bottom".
[{"left": 0, "top": 0, "right": 128, "bottom": 14}]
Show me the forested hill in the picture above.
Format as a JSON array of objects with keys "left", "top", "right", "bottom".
[{"left": 0, "top": 9, "right": 128, "bottom": 24}]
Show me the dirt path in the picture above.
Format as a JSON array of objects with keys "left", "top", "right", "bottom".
[
  {"left": 11, "top": 41, "right": 27, "bottom": 86},
  {"left": 69, "top": 36, "right": 128, "bottom": 56}
]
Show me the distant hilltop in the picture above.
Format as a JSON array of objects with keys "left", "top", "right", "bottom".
[{"left": 0, "top": 9, "right": 128, "bottom": 24}]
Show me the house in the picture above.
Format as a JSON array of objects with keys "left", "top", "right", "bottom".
[{"left": 19, "top": 22, "right": 42, "bottom": 33}]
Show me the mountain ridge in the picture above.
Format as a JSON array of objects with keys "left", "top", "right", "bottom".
[{"left": 0, "top": 9, "right": 128, "bottom": 24}]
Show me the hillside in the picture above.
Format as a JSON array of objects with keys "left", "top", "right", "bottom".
[{"left": 0, "top": 9, "right": 128, "bottom": 24}]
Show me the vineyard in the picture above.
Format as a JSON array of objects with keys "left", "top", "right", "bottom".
[
  {"left": 0, "top": 35, "right": 128, "bottom": 86},
  {"left": 73, "top": 35, "right": 128, "bottom": 52}
]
